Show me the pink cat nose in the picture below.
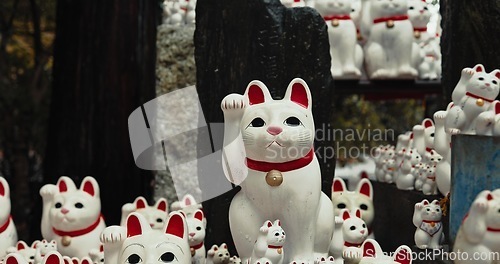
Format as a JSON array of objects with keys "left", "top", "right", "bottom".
[
  {"left": 189, "top": 232, "right": 195, "bottom": 237},
  {"left": 360, "top": 230, "right": 366, "bottom": 234},
  {"left": 61, "top": 208, "right": 69, "bottom": 214},
  {"left": 486, "top": 83, "right": 490, "bottom": 87},
  {"left": 420, "top": 10, "right": 424, "bottom": 14},
  {"left": 267, "top": 126, "right": 282, "bottom": 136}
]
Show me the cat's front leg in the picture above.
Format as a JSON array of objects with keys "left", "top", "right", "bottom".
[
  {"left": 463, "top": 196, "right": 488, "bottom": 244},
  {"left": 452, "top": 67, "right": 474, "bottom": 103},
  {"left": 101, "top": 226, "right": 126, "bottom": 264},
  {"left": 40, "top": 184, "right": 57, "bottom": 239}
]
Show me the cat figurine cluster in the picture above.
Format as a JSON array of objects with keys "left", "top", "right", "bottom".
[
  {"left": 250, "top": 220, "right": 286, "bottom": 264},
  {"left": 0, "top": 177, "right": 17, "bottom": 258},
  {"left": 185, "top": 210, "right": 206, "bottom": 264},
  {"left": 120, "top": 196, "right": 169, "bottom": 230},
  {"left": 34, "top": 240, "right": 58, "bottom": 264},
  {"left": 453, "top": 189, "right": 500, "bottom": 264},
  {"left": 6, "top": 241, "right": 37, "bottom": 264},
  {"left": 5, "top": 251, "right": 67, "bottom": 264},
  {"left": 315, "top": 0, "right": 363, "bottom": 79},
  {"left": 40, "top": 176, "right": 105, "bottom": 259},
  {"left": 356, "top": 239, "right": 412, "bottom": 264},
  {"left": 413, "top": 200, "right": 443, "bottom": 250},
  {"left": 221, "top": 78, "right": 334, "bottom": 263},
  {"left": 162, "top": 0, "right": 197, "bottom": 27}
]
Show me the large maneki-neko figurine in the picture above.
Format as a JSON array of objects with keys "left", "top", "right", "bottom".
[
  {"left": 221, "top": 78, "right": 334, "bottom": 263},
  {"left": 40, "top": 176, "right": 105, "bottom": 259}
]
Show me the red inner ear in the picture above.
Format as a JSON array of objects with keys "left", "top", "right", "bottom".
[
  {"left": 184, "top": 197, "right": 192, "bottom": 206},
  {"left": 410, "top": 133, "right": 414, "bottom": 139},
  {"left": 58, "top": 180, "right": 68, "bottom": 193},
  {"left": 342, "top": 210, "right": 350, "bottom": 221},
  {"left": 166, "top": 214, "right": 185, "bottom": 238},
  {"left": 71, "top": 259, "right": 78, "bottom": 264},
  {"left": 6, "top": 256, "right": 19, "bottom": 264},
  {"left": 157, "top": 200, "right": 167, "bottom": 212},
  {"left": 136, "top": 198, "right": 146, "bottom": 209},
  {"left": 277, "top": 220, "right": 281, "bottom": 226},
  {"left": 45, "top": 254, "right": 61, "bottom": 264},
  {"left": 495, "top": 71, "right": 500, "bottom": 79},
  {"left": 127, "top": 215, "right": 143, "bottom": 237},
  {"left": 474, "top": 65, "right": 484, "bottom": 72},
  {"left": 63, "top": 259, "right": 70, "bottom": 264},
  {"left": 394, "top": 249, "right": 411, "bottom": 264},
  {"left": 290, "top": 82, "right": 309, "bottom": 108},
  {"left": 423, "top": 200, "right": 429, "bottom": 205},
  {"left": 82, "top": 180, "right": 95, "bottom": 196},
  {"left": 333, "top": 179, "right": 344, "bottom": 192},
  {"left": 495, "top": 102, "right": 500, "bottom": 115},
  {"left": 360, "top": 182, "right": 371, "bottom": 198},
  {"left": 100, "top": 245, "right": 104, "bottom": 252},
  {"left": 355, "top": 209, "right": 361, "bottom": 218},
  {"left": 0, "top": 180, "right": 5, "bottom": 196},
  {"left": 360, "top": 171, "right": 368, "bottom": 179},
  {"left": 17, "top": 242, "right": 26, "bottom": 250},
  {"left": 363, "top": 241, "right": 376, "bottom": 257},
  {"left": 248, "top": 84, "right": 265, "bottom": 105},
  {"left": 424, "top": 119, "right": 434, "bottom": 128},
  {"left": 194, "top": 210, "right": 203, "bottom": 221},
  {"left": 267, "top": 221, "right": 273, "bottom": 228},
  {"left": 487, "top": 193, "right": 494, "bottom": 201},
  {"left": 81, "top": 260, "right": 90, "bottom": 264}
]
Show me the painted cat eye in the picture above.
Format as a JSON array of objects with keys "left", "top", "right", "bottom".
[
  {"left": 75, "top": 202, "right": 84, "bottom": 209},
  {"left": 360, "top": 204, "right": 368, "bottom": 210},
  {"left": 284, "top": 117, "right": 301, "bottom": 126},
  {"left": 126, "top": 254, "right": 142, "bottom": 264},
  {"left": 156, "top": 218, "right": 163, "bottom": 223},
  {"left": 55, "top": 202, "right": 62, "bottom": 208},
  {"left": 337, "top": 203, "right": 347, "bottom": 209},
  {"left": 249, "top": 117, "right": 265, "bottom": 127},
  {"left": 350, "top": 226, "right": 356, "bottom": 230},
  {"left": 159, "top": 252, "right": 175, "bottom": 262}
]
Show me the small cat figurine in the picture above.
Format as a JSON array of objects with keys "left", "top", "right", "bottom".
[
  {"left": 40, "top": 176, "right": 105, "bottom": 258},
  {"left": 162, "top": 0, "right": 184, "bottom": 26},
  {"left": 315, "top": 0, "right": 363, "bottom": 79},
  {"left": 331, "top": 178, "right": 374, "bottom": 239},
  {"left": 4, "top": 253, "right": 30, "bottom": 264},
  {"left": 417, "top": 38, "right": 441, "bottom": 80},
  {"left": 171, "top": 194, "right": 203, "bottom": 218},
  {"left": 336, "top": 209, "right": 369, "bottom": 263},
  {"left": 250, "top": 220, "right": 286, "bottom": 264},
  {"left": 421, "top": 165, "right": 438, "bottom": 195},
  {"left": 34, "top": 240, "right": 57, "bottom": 264},
  {"left": 88, "top": 245, "right": 104, "bottom": 264},
  {"left": 357, "top": 239, "right": 412, "bottom": 264},
  {"left": 446, "top": 64, "right": 500, "bottom": 135},
  {"left": 0, "top": 177, "right": 17, "bottom": 258},
  {"left": 433, "top": 107, "right": 454, "bottom": 196},
  {"left": 411, "top": 118, "right": 435, "bottom": 157},
  {"left": 407, "top": 0, "right": 431, "bottom": 44},
  {"left": 186, "top": 209, "right": 206, "bottom": 264},
  {"left": 374, "top": 146, "right": 395, "bottom": 182},
  {"left": 6, "top": 241, "right": 37, "bottom": 264},
  {"left": 100, "top": 212, "right": 190, "bottom": 264},
  {"left": 120, "top": 196, "right": 169, "bottom": 230},
  {"left": 364, "top": 0, "right": 417, "bottom": 79},
  {"left": 206, "top": 244, "right": 230, "bottom": 264},
  {"left": 413, "top": 199, "right": 443, "bottom": 249},
  {"left": 229, "top": 256, "right": 242, "bottom": 264},
  {"left": 453, "top": 190, "right": 500, "bottom": 264},
  {"left": 395, "top": 149, "right": 421, "bottom": 190},
  {"left": 221, "top": 79, "right": 334, "bottom": 263}
]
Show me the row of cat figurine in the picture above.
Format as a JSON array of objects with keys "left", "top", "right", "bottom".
[
  {"left": 162, "top": 0, "right": 196, "bottom": 26},
  {"left": 374, "top": 63, "right": 500, "bottom": 196}
]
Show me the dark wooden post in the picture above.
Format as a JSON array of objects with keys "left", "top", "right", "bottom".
[
  {"left": 35, "top": 0, "right": 159, "bottom": 241},
  {"left": 195, "top": 0, "right": 335, "bottom": 252}
]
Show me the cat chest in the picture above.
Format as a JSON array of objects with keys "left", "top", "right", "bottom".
[{"left": 482, "top": 231, "right": 500, "bottom": 251}]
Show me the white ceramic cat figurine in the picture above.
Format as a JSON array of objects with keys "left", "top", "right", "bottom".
[
  {"left": 221, "top": 79, "right": 334, "bottom": 262},
  {"left": 100, "top": 212, "right": 190, "bottom": 264},
  {"left": 395, "top": 149, "right": 421, "bottom": 190},
  {"left": 446, "top": 64, "right": 500, "bottom": 134},
  {"left": 186, "top": 209, "right": 205, "bottom": 264},
  {"left": 411, "top": 118, "right": 434, "bottom": 157},
  {"left": 120, "top": 196, "right": 169, "bottom": 230},
  {"left": 163, "top": 0, "right": 184, "bottom": 26},
  {"left": 250, "top": 220, "right": 286, "bottom": 264},
  {"left": 40, "top": 176, "right": 105, "bottom": 259},
  {"left": 88, "top": 245, "right": 104, "bottom": 264},
  {"left": 229, "top": 256, "right": 242, "bottom": 264},
  {"left": 34, "top": 240, "right": 57, "bottom": 264},
  {"left": 184, "top": 0, "right": 196, "bottom": 26},
  {"left": 339, "top": 209, "right": 369, "bottom": 263},
  {"left": 407, "top": 0, "right": 431, "bottom": 44},
  {"left": 206, "top": 244, "right": 230, "bottom": 264},
  {"left": 6, "top": 241, "right": 37, "bottom": 264},
  {"left": 374, "top": 145, "right": 395, "bottom": 183},
  {"left": 171, "top": 194, "right": 203, "bottom": 219},
  {"left": 453, "top": 190, "right": 500, "bottom": 264},
  {"left": 315, "top": 0, "right": 362, "bottom": 79},
  {"left": 475, "top": 101, "right": 500, "bottom": 136},
  {"left": 357, "top": 239, "right": 412, "bottom": 264},
  {"left": 364, "top": 0, "right": 417, "bottom": 79},
  {"left": 0, "top": 177, "right": 17, "bottom": 259},
  {"left": 433, "top": 107, "right": 454, "bottom": 196},
  {"left": 382, "top": 158, "right": 397, "bottom": 184},
  {"left": 418, "top": 38, "right": 441, "bottom": 80},
  {"left": 4, "top": 253, "right": 30, "bottom": 264},
  {"left": 413, "top": 199, "right": 443, "bottom": 249},
  {"left": 421, "top": 165, "right": 438, "bottom": 195}
]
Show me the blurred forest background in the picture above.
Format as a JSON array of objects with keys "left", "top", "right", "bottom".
[{"left": 0, "top": 0, "right": 430, "bottom": 241}]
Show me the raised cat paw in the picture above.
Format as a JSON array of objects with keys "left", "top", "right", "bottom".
[
  {"left": 342, "top": 250, "right": 361, "bottom": 262},
  {"left": 221, "top": 94, "right": 245, "bottom": 112},
  {"left": 121, "top": 203, "right": 136, "bottom": 214},
  {"left": 334, "top": 216, "right": 344, "bottom": 226},
  {"left": 471, "top": 198, "right": 489, "bottom": 213},
  {"left": 433, "top": 111, "right": 447, "bottom": 124},
  {"left": 100, "top": 226, "right": 126, "bottom": 244},
  {"left": 448, "top": 128, "right": 461, "bottom": 135},
  {"left": 461, "top": 67, "right": 474, "bottom": 77},
  {"left": 415, "top": 202, "right": 424, "bottom": 210},
  {"left": 40, "top": 184, "right": 58, "bottom": 199},
  {"left": 413, "top": 125, "right": 425, "bottom": 134}
]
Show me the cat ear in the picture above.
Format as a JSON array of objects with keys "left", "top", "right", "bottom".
[
  {"left": 356, "top": 179, "right": 373, "bottom": 199},
  {"left": 491, "top": 69, "right": 500, "bottom": 80},
  {"left": 362, "top": 240, "right": 376, "bottom": 257},
  {"left": 165, "top": 212, "right": 187, "bottom": 239},
  {"left": 267, "top": 221, "right": 273, "bottom": 228},
  {"left": 16, "top": 241, "right": 28, "bottom": 251},
  {"left": 57, "top": 176, "right": 76, "bottom": 193},
  {"left": 183, "top": 194, "right": 196, "bottom": 206},
  {"left": 5, "top": 254, "right": 25, "bottom": 264},
  {"left": 423, "top": 118, "right": 434, "bottom": 128},
  {"left": 244, "top": 80, "right": 272, "bottom": 106},
  {"left": 63, "top": 257, "right": 71, "bottom": 264},
  {"left": 493, "top": 101, "right": 500, "bottom": 115},
  {"left": 71, "top": 258, "right": 78, "bottom": 264},
  {"left": 126, "top": 213, "right": 148, "bottom": 237},
  {"left": 332, "top": 178, "right": 346, "bottom": 193},
  {"left": 432, "top": 200, "right": 440, "bottom": 205},
  {"left": 393, "top": 246, "right": 412, "bottom": 264},
  {"left": 80, "top": 257, "right": 92, "bottom": 264},
  {"left": 342, "top": 209, "right": 351, "bottom": 221},
  {"left": 134, "top": 197, "right": 147, "bottom": 209},
  {"left": 355, "top": 209, "right": 362, "bottom": 218},
  {"left": 422, "top": 199, "right": 429, "bottom": 206},
  {"left": 360, "top": 171, "right": 369, "bottom": 179},
  {"left": 274, "top": 219, "right": 281, "bottom": 226},
  {"left": 0, "top": 177, "right": 8, "bottom": 197},
  {"left": 194, "top": 209, "right": 204, "bottom": 221},
  {"left": 155, "top": 198, "right": 168, "bottom": 212},
  {"left": 42, "top": 252, "right": 64, "bottom": 264},
  {"left": 487, "top": 193, "right": 494, "bottom": 201},
  {"left": 473, "top": 64, "right": 484, "bottom": 73},
  {"left": 80, "top": 176, "right": 99, "bottom": 197},
  {"left": 222, "top": 243, "right": 228, "bottom": 249},
  {"left": 284, "top": 78, "right": 312, "bottom": 109},
  {"left": 32, "top": 240, "right": 40, "bottom": 249},
  {"left": 328, "top": 256, "right": 334, "bottom": 261}
]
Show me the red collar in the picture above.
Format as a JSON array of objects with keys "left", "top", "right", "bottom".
[
  {"left": 414, "top": 27, "right": 427, "bottom": 32},
  {"left": 190, "top": 242, "right": 204, "bottom": 250},
  {"left": 422, "top": 220, "right": 440, "bottom": 223},
  {"left": 373, "top": 15, "right": 408, "bottom": 24},
  {"left": 466, "top": 92, "right": 494, "bottom": 103},
  {"left": 487, "top": 227, "right": 500, "bottom": 232},
  {"left": 52, "top": 214, "right": 103, "bottom": 237},
  {"left": 344, "top": 241, "right": 362, "bottom": 248},
  {"left": 0, "top": 216, "right": 12, "bottom": 233},
  {"left": 427, "top": 176, "right": 436, "bottom": 181},
  {"left": 246, "top": 149, "right": 314, "bottom": 172},
  {"left": 268, "top": 245, "right": 283, "bottom": 249},
  {"left": 324, "top": 15, "right": 351, "bottom": 21}
]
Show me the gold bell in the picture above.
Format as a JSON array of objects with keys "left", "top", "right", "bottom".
[
  {"left": 476, "top": 99, "right": 484, "bottom": 107},
  {"left": 61, "top": 236, "right": 71, "bottom": 247},
  {"left": 357, "top": 32, "right": 363, "bottom": 41},
  {"left": 414, "top": 31, "right": 421, "bottom": 39},
  {"left": 190, "top": 248, "right": 196, "bottom": 257},
  {"left": 277, "top": 248, "right": 283, "bottom": 254},
  {"left": 386, "top": 20, "right": 395, "bottom": 28},
  {"left": 265, "top": 170, "right": 283, "bottom": 187},
  {"left": 331, "top": 19, "right": 339, "bottom": 27}
]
